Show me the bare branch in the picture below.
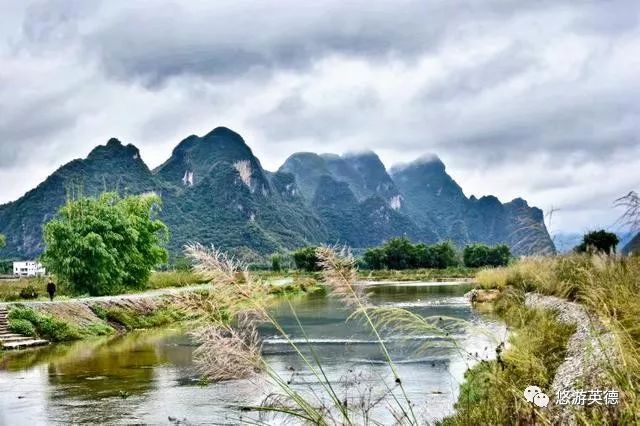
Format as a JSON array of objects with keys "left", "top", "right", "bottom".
[{"left": 615, "top": 191, "right": 640, "bottom": 231}]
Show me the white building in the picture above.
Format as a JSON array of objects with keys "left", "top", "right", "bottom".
[{"left": 13, "top": 261, "right": 46, "bottom": 277}]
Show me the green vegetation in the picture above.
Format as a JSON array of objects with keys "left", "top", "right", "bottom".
[
  {"left": 0, "top": 233, "right": 5, "bottom": 248},
  {"left": 42, "top": 192, "right": 169, "bottom": 296},
  {"left": 359, "top": 266, "right": 476, "bottom": 281},
  {"left": 0, "top": 270, "right": 214, "bottom": 302},
  {"left": 359, "top": 238, "right": 511, "bottom": 270},
  {"left": 270, "top": 254, "right": 283, "bottom": 272},
  {"left": 18, "top": 285, "right": 39, "bottom": 300},
  {"left": 146, "top": 270, "right": 209, "bottom": 289},
  {"left": 265, "top": 275, "right": 326, "bottom": 296},
  {"left": 6, "top": 303, "right": 190, "bottom": 343},
  {"left": 469, "top": 255, "right": 640, "bottom": 424},
  {"left": 292, "top": 246, "right": 322, "bottom": 272},
  {"left": 9, "top": 318, "right": 36, "bottom": 337},
  {"left": 462, "top": 243, "right": 510, "bottom": 268},
  {"left": 363, "top": 238, "right": 459, "bottom": 269},
  {"left": 574, "top": 229, "right": 620, "bottom": 254},
  {"left": 8, "top": 306, "right": 84, "bottom": 342},
  {"left": 103, "top": 307, "right": 184, "bottom": 331}
]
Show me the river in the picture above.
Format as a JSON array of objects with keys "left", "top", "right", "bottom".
[{"left": 0, "top": 282, "right": 505, "bottom": 425}]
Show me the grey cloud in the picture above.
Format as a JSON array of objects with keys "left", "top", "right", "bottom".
[
  {"left": 81, "top": 2, "right": 439, "bottom": 87},
  {"left": 0, "top": 87, "right": 80, "bottom": 166},
  {"left": 251, "top": 87, "right": 381, "bottom": 142},
  {"left": 423, "top": 43, "right": 541, "bottom": 101},
  {"left": 572, "top": 0, "right": 640, "bottom": 34},
  {"left": 15, "top": 0, "right": 589, "bottom": 87}
]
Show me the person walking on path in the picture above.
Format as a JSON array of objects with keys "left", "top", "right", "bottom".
[{"left": 46, "top": 279, "right": 56, "bottom": 301}]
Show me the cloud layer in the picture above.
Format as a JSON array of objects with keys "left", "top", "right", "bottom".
[{"left": 1, "top": 0, "right": 639, "bottom": 234}]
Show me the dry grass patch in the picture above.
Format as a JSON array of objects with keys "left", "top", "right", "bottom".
[{"left": 470, "top": 254, "right": 640, "bottom": 424}]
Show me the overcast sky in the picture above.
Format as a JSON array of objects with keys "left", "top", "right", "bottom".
[{"left": 1, "top": 1, "right": 639, "bottom": 235}]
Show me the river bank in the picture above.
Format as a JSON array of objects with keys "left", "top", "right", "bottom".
[
  {"left": 441, "top": 254, "right": 639, "bottom": 425},
  {"left": 0, "top": 278, "right": 326, "bottom": 348}
]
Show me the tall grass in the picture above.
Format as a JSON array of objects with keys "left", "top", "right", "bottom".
[
  {"left": 180, "top": 243, "right": 477, "bottom": 424},
  {"left": 440, "top": 295, "right": 575, "bottom": 425},
  {"left": 471, "top": 254, "right": 640, "bottom": 424},
  {"left": 146, "top": 270, "right": 210, "bottom": 289}
]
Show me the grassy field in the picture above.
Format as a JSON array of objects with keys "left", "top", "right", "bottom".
[
  {"left": 443, "top": 254, "right": 640, "bottom": 425},
  {"left": 0, "top": 276, "right": 65, "bottom": 302}
]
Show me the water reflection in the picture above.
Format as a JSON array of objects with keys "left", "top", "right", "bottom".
[{"left": 0, "top": 282, "right": 504, "bottom": 424}]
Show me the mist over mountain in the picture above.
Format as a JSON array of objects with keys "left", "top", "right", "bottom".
[{"left": 0, "top": 127, "right": 555, "bottom": 260}]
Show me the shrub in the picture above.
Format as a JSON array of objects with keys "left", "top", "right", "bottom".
[
  {"left": 292, "top": 246, "right": 321, "bottom": 272},
  {"left": 91, "top": 305, "right": 109, "bottom": 320},
  {"left": 381, "top": 237, "right": 416, "bottom": 269},
  {"left": 105, "top": 307, "right": 183, "bottom": 330},
  {"left": 9, "top": 318, "right": 36, "bottom": 336},
  {"left": 36, "top": 316, "right": 82, "bottom": 341},
  {"left": 8, "top": 306, "right": 81, "bottom": 341},
  {"left": 19, "top": 285, "right": 39, "bottom": 300},
  {"left": 83, "top": 322, "right": 114, "bottom": 336},
  {"left": 8, "top": 306, "right": 39, "bottom": 323},
  {"left": 428, "top": 241, "right": 460, "bottom": 268}
]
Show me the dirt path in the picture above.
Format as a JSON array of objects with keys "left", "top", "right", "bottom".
[
  {"left": 0, "top": 283, "right": 211, "bottom": 309},
  {"left": 0, "top": 283, "right": 213, "bottom": 332}
]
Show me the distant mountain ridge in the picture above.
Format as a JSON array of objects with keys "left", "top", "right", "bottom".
[
  {"left": 0, "top": 127, "right": 555, "bottom": 260},
  {"left": 622, "top": 232, "right": 640, "bottom": 255}
]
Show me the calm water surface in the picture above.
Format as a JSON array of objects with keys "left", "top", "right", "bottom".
[{"left": 0, "top": 283, "right": 505, "bottom": 425}]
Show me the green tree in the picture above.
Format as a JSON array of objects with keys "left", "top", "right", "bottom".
[
  {"left": 381, "top": 237, "right": 417, "bottom": 269},
  {"left": 363, "top": 247, "right": 386, "bottom": 269},
  {"left": 292, "top": 246, "right": 321, "bottom": 272},
  {"left": 486, "top": 244, "right": 511, "bottom": 267},
  {"left": 463, "top": 243, "right": 511, "bottom": 268},
  {"left": 363, "top": 239, "right": 459, "bottom": 270},
  {"left": 575, "top": 230, "right": 619, "bottom": 254},
  {"left": 0, "top": 234, "right": 5, "bottom": 249},
  {"left": 42, "top": 192, "right": 169, "bottom": 296},
  {"left": 430, "top": 241, "right": 460, "bottom": 268},
  {"left": 413, "top": 243, "right": 434, "bottom": 268},
  {"left": 271, "top": 254, "right": 282, "bottom": 272}
]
